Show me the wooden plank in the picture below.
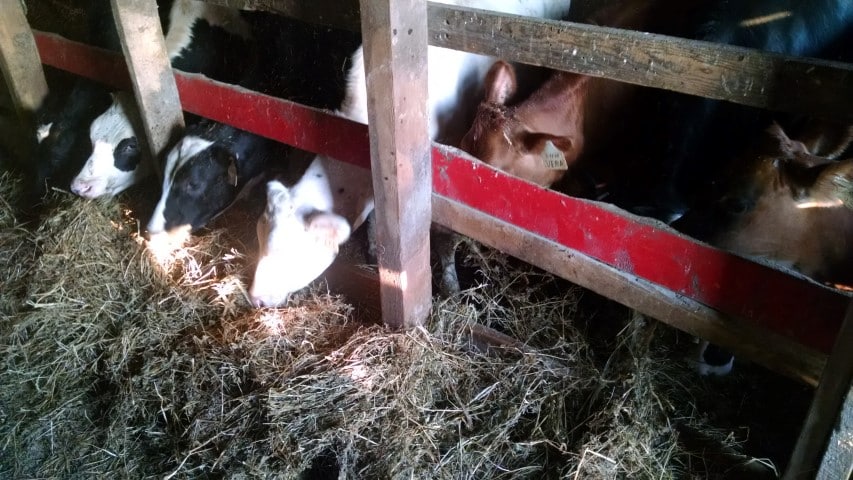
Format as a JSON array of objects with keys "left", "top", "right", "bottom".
[
  {"left": 784, "top": 301, "right": 853, "bottom": 479},
  {"left": 359, "top": 0, "right": 433, "bottom": 329},
  {"left": 428, "top": 3, "right": 853, "bottom": 120},
  {"left": 0, "top": 0, "right": 48, "bottom": 124},
  {"left": 202, "top": 0, "right": 361, "bottom": 32},
  {"left": 816, "top": 386, "right": 853, "bottom": 480},
  {"left": 110, "top": 0, "right": 184, "bottom": 179},
  {"left": 433, "top": 193, "right": 826, "bottom": 386}
]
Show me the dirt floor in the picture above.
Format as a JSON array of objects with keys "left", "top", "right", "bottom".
[{"left": 0, "top": 158, "right": 814, "bottom": 478}]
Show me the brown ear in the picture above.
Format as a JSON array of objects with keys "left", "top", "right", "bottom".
[
  {"left": 797, "top": 159, "right": 853, "bottom": 209},
  {"left": 791, "top": 120, "right": 853, "bottom": 160},
  {"left": 483, "top": 60, "right": 517, "bottom": 105}
]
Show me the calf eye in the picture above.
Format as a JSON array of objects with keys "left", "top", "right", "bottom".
[
  {"left": 719, "top": 196, "right": 750, "bottom": 215},
  {"left": 116, "top": 137, "right": 138, "bottom": 155}
]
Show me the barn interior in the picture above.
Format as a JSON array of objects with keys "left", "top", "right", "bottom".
[{"left": 1, "top": 0, "right": 849, "bottom": 478}]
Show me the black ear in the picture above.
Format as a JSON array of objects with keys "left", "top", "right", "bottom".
[{"left": 212, "top": 146, "right": 239, "bottom": 186}]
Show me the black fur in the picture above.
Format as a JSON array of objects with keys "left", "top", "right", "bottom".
[{"left": 156, "top": 13, "right": 361, "bottom": 233}]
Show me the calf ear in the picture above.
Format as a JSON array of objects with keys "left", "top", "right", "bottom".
[
  {"left": 307, "top": 212, "right": 352, "bottom": 250},
  {"left": 484, "top": 60, "right": 517, "bottom": 105},
  {"left": 788, "top": 119, "right": 853, "bottom": 160},
  {"left": 799, "top": 160, "right": 853, "bottom": 209}
]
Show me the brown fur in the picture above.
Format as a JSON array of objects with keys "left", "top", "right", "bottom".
[
  {"left": 711, "top": 123, "right": 853, "bottom": 284},
  {"left": 459, "top": 0, "right": 675, "bottom": 189}
]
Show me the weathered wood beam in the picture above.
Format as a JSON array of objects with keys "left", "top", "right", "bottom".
[
  {"left": 359, "top": 0, "right": 432, "bottom": 329},
  {"left": 0, "top": 0, "right": 48, "bottom": 125},
  {"left": 428, "top": 3, "right": 853, "bottom": 120},
  {"left": 110, "top": 0, "right": 185, "bottom": 179},
  {"left": 784, "top": 301, "right": 853, "bottom": 479},
  {"left": 202, "top": 0, "right": 361, "bottom": 31}
]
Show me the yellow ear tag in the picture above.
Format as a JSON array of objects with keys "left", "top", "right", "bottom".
[{"left": 541, "top": 140, "right": 568, "bottom": 170}]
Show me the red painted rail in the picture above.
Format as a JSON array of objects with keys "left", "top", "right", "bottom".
[{"left": 34, "top": 30, "right": 849, "bottom": 354}]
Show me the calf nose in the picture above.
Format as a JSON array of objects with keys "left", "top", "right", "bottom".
[
  {"left": 71, "top": 182, "right": 91, "bottom": 197},
  {"left": 250, "top": 292, "right": 289, "bottom": 309}
]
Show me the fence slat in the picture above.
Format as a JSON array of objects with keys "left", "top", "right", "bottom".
[
  {"left": 784, "top": 302, "right": 853, "bottom": 478},
  {"left": 359, "top": 0, "right": 433, "bottom": 329},
  {"left": 110, "top": 0, "right": 184, "bottom": 178},
  {"left": 0, "top": 0, "right": 48, "bottom": 126}
]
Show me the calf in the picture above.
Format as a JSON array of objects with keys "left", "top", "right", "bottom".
[
  {"left": 248, "top": 0, "right": 574, "bottom": 308},
  {"left": 673, "top": 121, "right": 853, "bottom": 375},
  {"left": 458, "top": 0, "right": 695, "bottom": 192},
  {"left": 146, "top": 121, "right": 295, "bottom": 234},
  {"left": 677, "top": 122, "right": 853, "bottom": 285},
  {"left": 26, "top": 1, "right": 120, "bottom": 200},
  {"left": 146, "top": 13, "right": 362, "bottom": 236},
  {"left": 652, "top": 0, "right": 853, "bottom": 215},
  {"left": 69, "top": 1, "right": 252, "bottom": 199}
]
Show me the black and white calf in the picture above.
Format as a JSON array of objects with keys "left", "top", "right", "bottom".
[
  {"left": 145, "top": 13, "right": 361, "bottom": 235},
  {"left": 146, "top": 122, "right": 293, "bottom": 234},
  {"left": 69, "top": 1, "right": 252, "bottom": 199},
  {"left": 248, "top": 0, "right": 574, "bottom": 308}
]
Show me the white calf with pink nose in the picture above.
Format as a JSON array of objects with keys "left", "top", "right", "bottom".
[{"left": 248, "top": 0, "right": 572, "bottom": 307}]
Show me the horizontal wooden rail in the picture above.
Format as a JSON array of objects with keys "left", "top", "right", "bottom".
[
  {"left": 429, "top": 4, "right": 853, "bottom": 120},
  {"left": 33, "top": 30, "right": 850, "bottom": 384},
  {"left": 202, "top": 0, "right": 853, "bottom": 120}
]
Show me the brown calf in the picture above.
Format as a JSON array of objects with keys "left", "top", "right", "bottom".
[{"left": 683, "top": 122, "right": 853, "bottom": 286}]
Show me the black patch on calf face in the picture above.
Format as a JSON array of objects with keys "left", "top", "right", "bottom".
[
  {"left": 163, "top": 144, "right": 239, "bottom": 232},
  {"left": 113, "top": 137, "right": 141, "bottom": 172}
]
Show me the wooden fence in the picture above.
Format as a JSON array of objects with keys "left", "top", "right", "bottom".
[{"left": 1, "top": 0, "right": 851, "bottom": 477}]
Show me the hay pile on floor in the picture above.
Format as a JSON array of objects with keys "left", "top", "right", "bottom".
[{"left": 0, "top": 171, "right": 789, "bottom": 478}]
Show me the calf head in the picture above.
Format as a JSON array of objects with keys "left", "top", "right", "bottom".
[
  {"left": 460, "top": 60, "right": 580, "bottom": 188},
  {"left": 70, "top": 92, "right": 148, "bottom": 198},
  {"left": 677, "top": 123, "right": 853, "bottom": 283},
  {"left": 249, "top": 180, "right": 352, "bottom": 308},
  {"left": 147, "top": 135, "right": 241, "bottom": 235}
]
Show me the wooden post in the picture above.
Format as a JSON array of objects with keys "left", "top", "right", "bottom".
[
  {"left": 359, "top": 0, "right": 432, "bottom": 329},
  {"left": 784, "top": 300, "right": 853, "bottom": 479},
  {"left": 110, "top": 0, "right": 184, "bottom": 178},
  {"left": 0, "top": 0, "right": 48, "bottom": 125}
]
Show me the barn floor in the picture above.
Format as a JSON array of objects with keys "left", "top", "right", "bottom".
[{"left": 0, "top": 135, "right": 815, "bottom": 478}]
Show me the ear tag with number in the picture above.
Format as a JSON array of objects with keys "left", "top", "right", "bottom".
[{"left": 541, "top": 140, "right": 568, "bottom": 170}]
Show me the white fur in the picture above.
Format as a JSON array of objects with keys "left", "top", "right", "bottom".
[
  {"left": 36, "top": 122, "right": 52, "bottom": 143},
  {"left": 70, "top": 92, "right": 148, "bottom": 198},
  {"left": 250, "top": 0, "right": 571, "bottom": 307},
  {"left": 165, "top": 1, "right": 251, "bottom": 59},
  {"left": 147, "top": 135, "right": 215, "bottom": 234}
]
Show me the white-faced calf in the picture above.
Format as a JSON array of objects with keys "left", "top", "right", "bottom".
[
  {"left": 249, "top": 0, "right": 574, "bottom": 307},
  {"left": 69, "top": 1, "right": 252, "bottom": 199}
]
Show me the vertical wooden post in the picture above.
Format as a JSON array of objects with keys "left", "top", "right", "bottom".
[
  {"left": 0, "top": 0, "right": 48, "bottom": 126},
  {"left": 359, "top": 0, "right": 432, "bottom": 329},
  {"left": 784, "top": 300, "right": 853, "bottom": 479},
  {"left": 110, "top": 0, "right": 184, "bottom": 178}
]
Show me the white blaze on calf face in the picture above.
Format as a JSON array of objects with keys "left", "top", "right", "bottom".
[
  {"left": 250, "top": 180, "right": 352, "bottom": 307},
  {"left": 250, "top": 157, "right": 374, "bottom": 308},
  {"left": 70, "top": 92, "right": 148, "bottom": 198}
]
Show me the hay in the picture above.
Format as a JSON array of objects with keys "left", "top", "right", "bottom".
[{"left": 0, "top": 168, "right": 801, "bottom": 479}]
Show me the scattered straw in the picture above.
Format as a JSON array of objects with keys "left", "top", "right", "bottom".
[{"left": 0, "top": 169, "right": 806, "bottom": 478}]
